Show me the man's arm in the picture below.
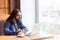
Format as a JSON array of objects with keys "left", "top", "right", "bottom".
[{"left": 4, "top": 22, "right": 18, "bottom": 35}]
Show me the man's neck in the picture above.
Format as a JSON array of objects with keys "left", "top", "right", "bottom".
[{"left": 13, "top": 19, "right": 16, "bottom": 24}]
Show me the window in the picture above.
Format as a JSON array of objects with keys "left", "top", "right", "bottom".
[
  {"left": 39, "top": 0, "right": 60, "bottom": 34},
  {"left": 21, "top": 0, "right": 35, "bottom": 32}
]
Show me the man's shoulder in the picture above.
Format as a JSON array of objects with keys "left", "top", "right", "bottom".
[{"left": 5, "top": 21, "right": 12, "bottom": 25}]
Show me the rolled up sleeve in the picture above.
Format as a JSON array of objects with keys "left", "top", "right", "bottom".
[{"left": 21, "top": 24, "right": 29, "bottom": 32}]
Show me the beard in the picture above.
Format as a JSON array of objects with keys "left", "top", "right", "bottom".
[
  {"left": 16, "top": 18, "right": 20, "bottom": 21},
  {"left": 15, "top": 18, "right": 22, "bottom": 23}
]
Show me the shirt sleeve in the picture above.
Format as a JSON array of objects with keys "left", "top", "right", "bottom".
[
  {"left": 21, "top": 24, "right": 32, "bottom": 36},
  {"left": 21, "top": 24, "right": 29, "bottom": 32}
]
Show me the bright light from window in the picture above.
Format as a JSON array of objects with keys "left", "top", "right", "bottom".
[{"left": 21, "top": 0, "right": 35, "bottom": 32}]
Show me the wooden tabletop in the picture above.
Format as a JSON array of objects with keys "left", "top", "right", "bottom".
[
  {"left": 0, "top": 36, "right": 31, "bottom": 40},
  {"left": 30, "top": 33, "right": 53, "bottom": 40},
  {"left": 0, "top": 33, "right": 53, "bottom": 40}
]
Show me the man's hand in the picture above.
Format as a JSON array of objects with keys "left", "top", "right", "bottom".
[{"left": 17, "top": 29, "right": 26, "bottom": 35}]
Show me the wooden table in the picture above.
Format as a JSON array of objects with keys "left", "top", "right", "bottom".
[
  {"left": 31, "top": 33, "right": 53, "bottom": 40},
  {"left": 0, "top": 36, "right": 31, "bottom": 40},
  {"left": 0, "top": 33, "right": 53, "bottom": 40}
]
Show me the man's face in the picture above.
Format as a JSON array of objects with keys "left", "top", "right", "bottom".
[{"left": 15, "top": 12, "right": 22, "bottom": 21}]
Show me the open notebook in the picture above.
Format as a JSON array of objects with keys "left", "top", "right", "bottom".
[{"left": 31, "top": 24, "right": 53, "bottom": 38}]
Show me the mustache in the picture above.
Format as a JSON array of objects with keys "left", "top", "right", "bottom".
[{"left": 16, "top": 18, "right": 21, "bottom": 21}]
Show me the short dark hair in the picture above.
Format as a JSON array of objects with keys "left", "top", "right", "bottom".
[{"left": 6, "top": 9, "right": 21, "bottom": 21}]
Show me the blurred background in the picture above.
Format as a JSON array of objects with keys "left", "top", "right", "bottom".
[{"left": 0, "top": 0, "right": 60, "bottom": 40}]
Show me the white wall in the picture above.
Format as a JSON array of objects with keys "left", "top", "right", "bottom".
[
  {"left": 21, "top": 0, "right": 35, "bottom": 32},
  {"left": 39, "top": 0, "right": 60, "bottom": 34}
]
